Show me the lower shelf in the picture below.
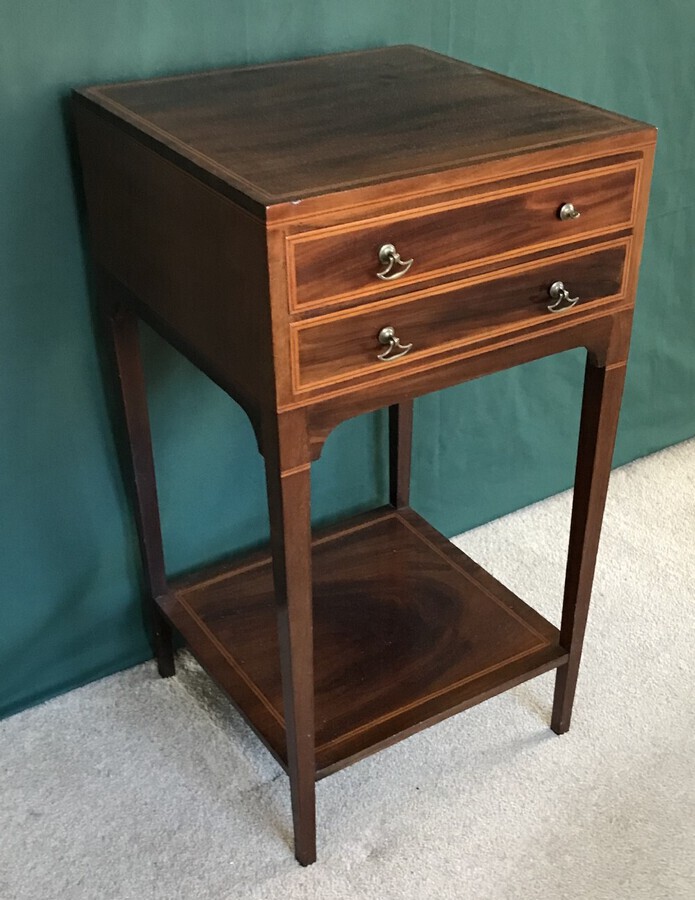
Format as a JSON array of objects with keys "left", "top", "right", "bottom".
[{"left": 160, "top": 506, "right": 567, "bottom": 779}]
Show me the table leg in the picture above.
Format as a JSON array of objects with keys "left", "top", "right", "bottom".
[
  {"left": 263, "top": 415, "right": 316, "bottom": 865},
  {"left": 102, "top": 278, "right": 175, "bottom": 677},
  {"left": 552, "top": 358, "right": 627, "bottom": 734},
  {"left": 389, "top": 400, "right": 414, "bottom": 509}
]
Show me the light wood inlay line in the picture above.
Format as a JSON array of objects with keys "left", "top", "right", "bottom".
[
  {"left": 293, "top": 236, "right": 630, "bottom": 332},
  {"left": 267, "top": 140, "right": 654, "bottom": 227},
  {"left": 176, "top": 593, "right": 286, "bottom": 728},
  {"left": 80, "top": 94, "right": 275, "bottom": 203},
  {"left": 287, "top": 162, "right": 639, "bottom": 247},
  {"left": 285, "top": 164, "right": 640, "bottom": 313},
  {"left": 280, "top": 463, "right": 312, "bottom": 478},
  {"left": 397, "top": 514, "right": 550, "bottom": 643},
  {"left": 315, "top": 642, "right": 549, "bottom": 754},
  {"left": 76, "top": 45, "right": 656, "bottom": 864},
  {"left": 290, "top": 247, "right": 630, "bottom": 394},
  {"left": 280, "top": 299, "right": 635, "bottom": 410}
]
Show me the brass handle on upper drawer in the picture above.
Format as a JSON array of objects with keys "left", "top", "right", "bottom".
[
  {"left": 377, "top": 326, "right": 413, "bottom": 361},
  {"left": 547, "top": 281, "right": 579, "bottom": 312},
  {"left": 376, "top": 244, "right": 414, "bottom": 281},
  {"left": 558, "top": 202, "right": 581, "bottom": 221}
]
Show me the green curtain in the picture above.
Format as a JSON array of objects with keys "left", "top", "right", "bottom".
[{"left": 2, "top": 1, "right": 693, "bottom": 717}]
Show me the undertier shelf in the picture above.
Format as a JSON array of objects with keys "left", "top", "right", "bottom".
[{"left": 160, "top": 506, "right": 567, "bottom": 778}]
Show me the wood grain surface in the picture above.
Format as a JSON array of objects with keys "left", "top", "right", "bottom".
[
  {"left": 288, "top": 163, "right": 638, "bottom": 310},
  {"left": 293, "top": 241, "right": 629, "bottom": 391},
  {"left": 75, "top": 46, "right": 650, "bottom": 212},
  {"left": 74, "top": 45, "right": 656, "bottom": 865},
  {"left": 162, "top": 507, "right": 566, "bottom": 777}
]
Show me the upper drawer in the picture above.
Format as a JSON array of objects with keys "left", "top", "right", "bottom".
[{"left": 286, "top": 162, "right": 638, "bottom": 312}]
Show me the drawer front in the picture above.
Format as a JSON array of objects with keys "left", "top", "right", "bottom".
[
  {"left": 288, "top": 164, "right": 637, "bottom": 311},
  {"left": 292, "top": 241, "right": 628, "bottom": 391}
]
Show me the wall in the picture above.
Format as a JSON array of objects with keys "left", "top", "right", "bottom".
[{"left": 2, "top": 1, "right": 693, "bottom": 717}]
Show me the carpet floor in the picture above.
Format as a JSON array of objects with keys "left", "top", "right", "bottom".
[{"left": 2, "top": 439, "right": 694, "bottom": 900}]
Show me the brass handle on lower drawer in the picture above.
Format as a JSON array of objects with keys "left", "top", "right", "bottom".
[
  {"left": 547, "top": 281, "right": 579, "bottom": 312},
  {"left": 376, "top": 244, "right": 414, "bottom": 281},
  {"left": 377, "top": 326, "right": 413, "bottom": 361}
]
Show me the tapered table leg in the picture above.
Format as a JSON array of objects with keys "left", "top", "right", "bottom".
[
  {"left": 100, "top": 272, "right": 175, "bottom": 677},
  {"left": 552, "top": 358, "right": 627, "bottom": 734},
  {"left": 389, "top": 400, "right": 414, "bottom": 509},
  {"left": 263, "top": 413, "right": 316, "bottom": 865}
]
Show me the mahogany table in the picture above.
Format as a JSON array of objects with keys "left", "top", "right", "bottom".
[{"left": 73, "top": 46, "right": 656, "bottom": 865}]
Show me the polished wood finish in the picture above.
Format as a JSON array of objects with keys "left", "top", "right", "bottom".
[
  {"left": 161, "top": 507, "right": 567, "bottom": 777},
  {"left": 302, "top": 309, "right": 630, "bottom": 461},
  {"left": 289, "top": 162, "right": 638, "bottom": 310},
  {"left": 389, "top": 401, "right": 413, "bottom": 509},
  {"left": 76, "top": 46, "right": 649, "bottom": 212},
  {"left": 293, "top": 241, "right": 629, "bottom": 391},
  {"left": 74, "top": 46, "right": 656, "bottom": 865},
  {"left": 72, "top": 103, "right": 273, "bottom": 436},
  {"left": 552, "top": 359, "right": 628, "bottom": 734},
  {"left": 261, "top": 411, "right": 316, "bottom": 864},
  {"left": 100, "top": 272, "right": 175, "bottom": 677}
]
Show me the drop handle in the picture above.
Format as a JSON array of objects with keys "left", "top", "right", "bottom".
[
  {"left": 377, "top": 326, "right": 413, "bottom": 361},
  {"left": 376, "top": 244, "right": 414, "bottom": 281},
  {"left": 547, "top": 281, "right": 579, "bottom": 312}
]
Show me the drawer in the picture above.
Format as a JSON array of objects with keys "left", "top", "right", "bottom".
[
  {"left": 292, "top": 241, "right": 628, "bottom": 392},
  {"left": 287, "top": 163, "right": 637, "bottom": 311}
]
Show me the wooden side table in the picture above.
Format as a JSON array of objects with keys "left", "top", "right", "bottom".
[{"left": 73, "top": 46, "right": 656, "bottom": 865}]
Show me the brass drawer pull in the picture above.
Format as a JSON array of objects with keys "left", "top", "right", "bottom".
[
  {"left": 558, "top": 202, "right": 581, "bottom": 221},
  {"left": 377, "top": 326, "right": 413, "bottom": 361},
  {"left": 376, "top": 243, "right": 414, "bottom": 281},
  {"left": 548, "top": 280, "right": 579, "bottom": 312}
]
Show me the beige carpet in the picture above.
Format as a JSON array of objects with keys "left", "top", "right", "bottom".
[{"left": 2, "top": 438, "right": 694, "bottom": 899}]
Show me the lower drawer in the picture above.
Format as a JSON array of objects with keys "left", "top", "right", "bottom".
[{"left": 291, "top": 240, "right": 628, "bottom": 392}]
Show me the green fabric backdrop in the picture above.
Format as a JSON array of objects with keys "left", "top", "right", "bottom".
[{"left": 2, "top": 2, "right": 693, "bottom": 718}]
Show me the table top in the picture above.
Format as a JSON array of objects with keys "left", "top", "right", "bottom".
[{"left": 76, "top": 45, "right": 649, "bottom": 207}]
